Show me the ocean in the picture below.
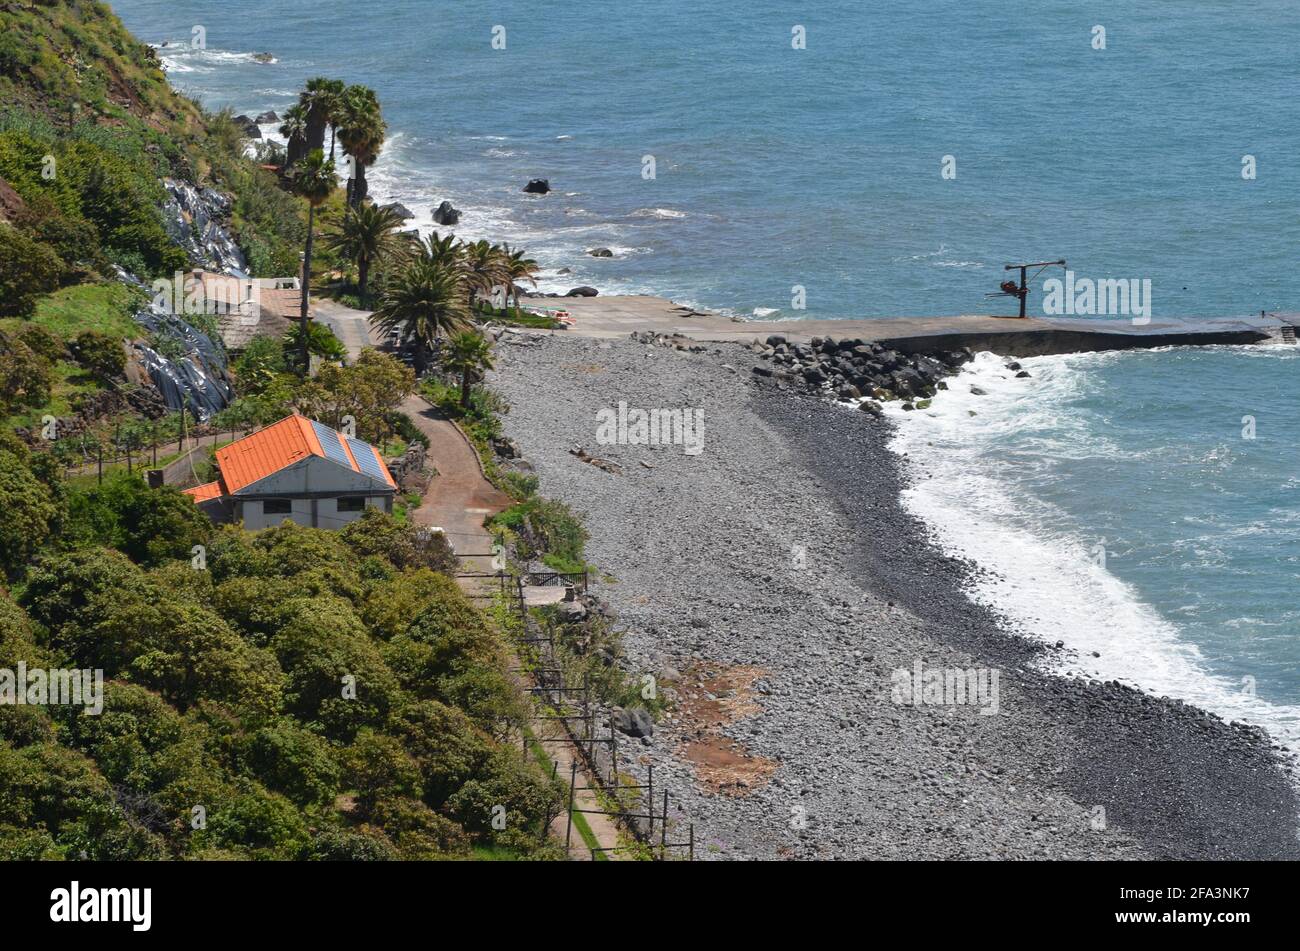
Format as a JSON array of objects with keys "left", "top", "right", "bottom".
[{"left": 110, "top": 1, "right": 1300, "bottom": 751}]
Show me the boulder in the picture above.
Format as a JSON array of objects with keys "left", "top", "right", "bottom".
[
  {"left": 612, "top": 706, "right": 654, "bottom": 738},
  {"left": 432, "top": 200, "right": 460, "bottom": 225},
  {"left": 588, "top": 247, "right": 613, "bottom": 257},
  {"left": 523, "top": 178, "right": 551, "bottom": 194},
  {"left": 383, "top": 202, "right": 416, "bottom": 221},
  {"left": 255, "top": 110, "right": 279, "bottom": 123},
  {"left": 232, "top": 115, "right": 261, "bottom": 139},
  {"left": 565, "top": 286, "right": 599, "bottom": 297},
  {"left": 555, "top": 601, "right": 588, "bottom": 624}
]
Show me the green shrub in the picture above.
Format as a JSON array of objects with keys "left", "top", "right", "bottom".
[
  {"left": 0, "top": 223, "right": 63, "bottom": 317},
  {"left": 70, "top": 329, "right": 125, "bottom": 379}
]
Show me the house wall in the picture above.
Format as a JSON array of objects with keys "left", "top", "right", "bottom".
[{"left": 238, "top": 495, "right": 391, "bottom": 531}]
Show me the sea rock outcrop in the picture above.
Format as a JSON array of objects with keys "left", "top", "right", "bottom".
[
  {"left": 523, "top": 178, "right": 550, "bottom": 195},
  {"left": 432, "top": 200, "right": 460, "bottom": 225},
  {"left": 565, "top": 286, "right": 599, "bottom": 297},
  {"left": 753, "top": 334, "right": 973, "bottom": 404},
  {"left": 232, "top": 115, "right": 261, "bottom": 139}
]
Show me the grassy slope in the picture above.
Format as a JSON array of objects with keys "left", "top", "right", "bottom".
[
  {"left": 0, "top": 2, "right": 306, "bottom": 431},
  {"left": 0, "top": 0, "right": 202, "bottom": 133}
]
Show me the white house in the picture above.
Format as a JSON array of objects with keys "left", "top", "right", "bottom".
[{"left": 184, "top": 413, "right": 397, "bottom": 529}]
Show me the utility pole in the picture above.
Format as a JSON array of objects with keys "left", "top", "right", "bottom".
[{"left": 996, "top": 260, "right": 1066, "bottom": 318}]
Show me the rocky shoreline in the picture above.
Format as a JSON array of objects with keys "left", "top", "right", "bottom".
[{"left": 491, "top": 332, "right": 1300, "bottom": 861}]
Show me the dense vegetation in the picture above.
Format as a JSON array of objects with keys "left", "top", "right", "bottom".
[
  {"left": 0, "top": 1, "right": 568, "bottom": 862},
  {"left": 0, "top": 434, "right": 564, "bottom": 860}
]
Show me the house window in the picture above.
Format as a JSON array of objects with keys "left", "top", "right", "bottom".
[
  {"left": 263, "top": 499, "right": 292, "bottom": 515},
  {"left": 337, "top": 497, "right": 366, "bottom": 513}
]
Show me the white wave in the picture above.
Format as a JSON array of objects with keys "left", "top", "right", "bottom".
[
  {"left": 628, "top": 207, "right": 687, "bottom": 220},
  {"left": 884, "top": 351, "right": 1300, "bottom": 754}
]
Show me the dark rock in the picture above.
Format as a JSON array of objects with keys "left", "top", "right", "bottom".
[
  {"left": 612, "top": 706, "right": 654, "bottom": 738},
  {"left": 1016, "top": 370, "right": 1031, "bottom": 378},
  {"left": 232, "top": 115, "right": 261, "bottom": 139},
  {"left": 970, "top": 385, "right": 988, "bottom": 396},
  {"left": 255, "top": 110, "right": 279, "bottom": 124},
  {"left": 565, "top": 286, "right": 599, "bottom": 297},
  {"left": 383, "top": 202, "right": 416, "bottom": 221},
  {"left": 432, "top": 200, "right": 460, "bottom": 225},
  {"left": 523, "top": 178, "right": 551, "bottom": 194},
  {"left": 588, "top": 247, "right": 614, "bottom": 257}
]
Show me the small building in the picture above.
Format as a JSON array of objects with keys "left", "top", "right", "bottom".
[
  {"left": 183, "top": 269, "right": 302, "bottom": 352},
  {"left": 184, "top": 414, "right": 397, "bottom": 530}
]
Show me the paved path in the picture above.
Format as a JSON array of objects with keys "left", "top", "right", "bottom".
[
  {"left": 398, "top": 393, "right": 624, "bottom": 858},
  {"left": 399, "top": 394, "right": 512, "bottom": 573},
  {"left": 526, "top": 294, "right": 1287, "bottom": 354},
  {"left": 314, "top": 297, "right": 375, "bottom": 363}
]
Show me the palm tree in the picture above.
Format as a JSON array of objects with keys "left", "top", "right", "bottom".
[
  {"left": 462, "top": 239, "right": 507, "bottom": 310},
  {"left": 326, "top": 202, "right": 408, "bottom": 307},
  {"left": 421, "top": 231, "right": 465, "bottom": 271},
  {"left": 336, "top": 85, "right": 386, "bottom": 210},
  {"left": 443, "top": 330, "right": 495, "bottom": 408},
  {"left": 279, "top": 104, "right": 309, "bottom": 168},
  {"left": 299, "top": 77, "right": 345, "bottom": 156},
  {"left": 368, "top": 259, "right": 470, "bottom": 376},
  {"left": 288, "top": 149, "right": 338, "bottom": 374},
  {"left": 500, "top": 243, "right": 541, "bottom": 313}
]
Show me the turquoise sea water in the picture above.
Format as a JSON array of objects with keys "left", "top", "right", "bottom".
[{"left": 110, "top": 1, "right": 1300, "bottom": 748}]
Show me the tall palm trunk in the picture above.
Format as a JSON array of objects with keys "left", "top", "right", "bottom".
[
  {"left": 353, "top": 162, "right": 368, "bottom": 207},
  {"left": 300, "top": 204, "right": 316, "bottom": 373},
  {"left": 460, "top": 369, "right": 472, "bottom": 408},
  {"left": 358, "top": 256, "right": 371, "bottom": 308}
]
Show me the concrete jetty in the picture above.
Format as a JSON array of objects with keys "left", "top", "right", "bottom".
[{"left": 538, "top": 295, "right": 1297, "bottom": 356}]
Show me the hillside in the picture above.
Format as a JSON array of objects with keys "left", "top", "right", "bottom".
[{"left": 0, "top": 2, "right": 577, "bottom": 863}]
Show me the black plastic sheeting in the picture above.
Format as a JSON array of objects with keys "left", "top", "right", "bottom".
[{"left": 132, "top": 305, "right": 233, "bottom": 422}]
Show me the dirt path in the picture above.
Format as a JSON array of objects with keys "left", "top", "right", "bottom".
[{"left": 398, "top": 393, "right": 625, "bottom": 859}]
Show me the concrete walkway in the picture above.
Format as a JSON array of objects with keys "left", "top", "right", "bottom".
[
  {"left": 314, "top": 297, "right": 376, "bottom": 363},
  {"left": 528, "top": 294, "right": 1289, "bottom": 355}
]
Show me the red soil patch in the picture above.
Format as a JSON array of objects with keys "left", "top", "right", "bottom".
[{"left": 672, "top": 663, "right": 778, "bottom": 797}]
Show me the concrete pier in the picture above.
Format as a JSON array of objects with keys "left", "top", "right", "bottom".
[{"left": 537, "top": 295, "right": 1296, "bottom": 357}]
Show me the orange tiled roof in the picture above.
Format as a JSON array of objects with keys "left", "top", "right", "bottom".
[
  {"left": 183, "top": 480, "right": 225, "bottom": 502},
  {"left": 215, "top": 414, "right": 322, "bottom": 494},
  {"left": 210, "top": 414, "right": 397, "bottom": 495}
]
